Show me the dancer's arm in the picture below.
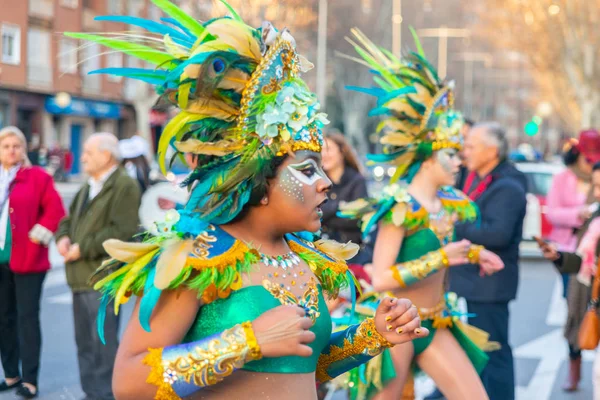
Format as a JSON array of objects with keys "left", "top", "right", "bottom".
[
  {"left": 316, "top": 298, "right": 428, "bottom": 383},
  {"left": 113, "top": 290, "right": 314, "bottom": 400},
  {"left": 368, "top": 224, "right": 471, "bottom": 292}
]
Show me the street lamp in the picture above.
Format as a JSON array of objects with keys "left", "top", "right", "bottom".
[
  {"left": 316, "top": 0, "right": 328, "bottom": 109},
  {"left": 392, "top": 0, "right": 402, "bottom": 58},
  {"left": 418, "top": 26, "right": 470, "bottom": 80}
]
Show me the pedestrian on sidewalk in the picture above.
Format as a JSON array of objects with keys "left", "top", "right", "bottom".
[
  {"left": 55, "top": 132, "right": 141, "bottom": 400},
  {"left": 448, "top": 122, "right": 527, "bottom": 400},
  {"left": 0, "top": 126, "right": 66, "bottom": 399},
  {"left": 540, "top": 161, "right": 600, "bottom": 398},
  {"left": 544, "top": 130, "right": 600, "bottom": 391}
]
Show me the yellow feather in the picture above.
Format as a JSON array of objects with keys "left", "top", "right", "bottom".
[
  {"left": 178, "top": 81, "right": 192, "bottom": 110},
  {"left": 183, "top": 64, "right": 201, "bottom": 79},
  {"left": 155, "top": 239, "right": 194, "bottom": 290},
  {"left": 217, "top": 69, "right": 250, "bottom": 92},
  {"left": 114, "top": 249, "right": 160, "bottom": 314},
  {"left": 93, "top": 263, "right": 133, "bottom": 291},
  {"left": 390, "top": 152, "right": 416, "bottom": 183},
  {"left": 385, "top": 99, "right": 421, "bottom": 120},
  {"left": 314, "top": 239, "right": 360, "bottom": 261},
  {"left": 164, "top": 34, "right": 188, "bottom": 58},
  {"left": 380, "top": 133, "right": 415, "bottom": 146},
  {"left": 158, "top": 112, "right": 204, "bottom": 174},
  {"left": 205, "top": 19, "right": 261, "bottom": 60},
  {"left": 185, "top": 99, "right": 239, "bottom": 120},
  {"left": 174, "top": 138, "right": 243, "bottom": 156},
  {"left": 103, "top": 239, "right": 160, "bottom": 263},
  {"left": 391, "top": 202, "right": 408, "bottom": 226}
]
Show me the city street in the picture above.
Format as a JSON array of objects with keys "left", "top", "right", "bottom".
[{"left": 0, "top": 184, "right": 595, "bottom": 400}]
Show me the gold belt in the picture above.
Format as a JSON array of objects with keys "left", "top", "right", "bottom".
[{"left": 417, "top": 298, "right": 453, "bottom": 329}]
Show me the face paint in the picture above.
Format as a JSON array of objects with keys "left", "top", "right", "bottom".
[
  {"left": 436, "top": 148, "right": 459, "bottom": 174},
  {"left": 279, "top": 167, "right": 305, "bottom": 203},
  {"left": 278, "top": 159, "right": 327, "bottom": 203},
  {"left": 287, "top": 159, "right": 328, "bottom": 186}
]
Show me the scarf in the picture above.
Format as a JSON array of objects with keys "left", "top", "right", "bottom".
[
  {"left": 463, "top": 171, "right": 494, "bottom": 201},
  {"left": 0, "top": 164, "right": 20, "bottom": 209}
]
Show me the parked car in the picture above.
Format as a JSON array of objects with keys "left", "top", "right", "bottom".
[{"left": 516, "top": 162, "right": 564, "bottom": 253}]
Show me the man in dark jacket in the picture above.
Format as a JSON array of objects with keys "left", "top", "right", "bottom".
[
  {"left": 56, "top": 133, "right": 141, "bottom": 400},
  {"left": 450, "top": 122, "right": 527, "bottom": 400}
]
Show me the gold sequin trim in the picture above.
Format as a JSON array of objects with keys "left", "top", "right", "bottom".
[
  {"left": 161, "top": 323, "right": 258, "bottom": 389},
  {"left": 143, "top": 348, "right": 182, "bottom": 400},
  {"left": 186, "top": 240, "right": 257, "bottom": 271},
  {"left": 468, "top": 245, "right": 484, "bottom": 264},
  {"left": 316, "top": 318, "right": 392, "bottom": 383}
]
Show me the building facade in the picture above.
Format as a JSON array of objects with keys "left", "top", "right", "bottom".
[{"left": 0, "top": 0, "right": 164, "bottom": 174}]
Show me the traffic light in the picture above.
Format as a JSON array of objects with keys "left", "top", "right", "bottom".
[{"left": 524, "top": 118, "right": 540, "bottom": 136}]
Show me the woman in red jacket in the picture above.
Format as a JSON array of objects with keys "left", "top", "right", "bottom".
[{"left": 0, "top": 126, "right": 66, "bottom": 398}]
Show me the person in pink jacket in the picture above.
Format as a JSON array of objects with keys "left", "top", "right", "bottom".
[
  {"left": 545, "top": 129, "right": 600, "bottom": 391},
  {"left": 0, "top": 126, "right": 66, "bottom": 398}
]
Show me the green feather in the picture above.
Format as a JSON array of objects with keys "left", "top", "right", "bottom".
[
  {"left": 409, "top": 27, "right": 425, "bottom": 57},
  {"left": 219, "top": 0, "right": 243, "bottom": 22},
  {"left": 151, "top": 0, "right": 215, "bottom": 42},
  {"left": 64, "top": 32, "right": 174, "bottom": 67}
]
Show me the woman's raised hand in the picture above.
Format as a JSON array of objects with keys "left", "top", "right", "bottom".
[{"left": 374, "top": 297, "right": 429, "bottom": 345}]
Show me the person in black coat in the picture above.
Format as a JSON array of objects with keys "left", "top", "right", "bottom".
[
  {"left": 455, "top": 118, "right": 475, "bottom": 190},
  {"left": 449, "top": 122, "right": 527, "bottom": 400},
  {"left": 320, "top": 131, "right": 373, "bottom": 265}
]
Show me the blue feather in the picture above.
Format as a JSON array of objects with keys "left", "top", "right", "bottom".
[
  {"left": 96, "top": 293, "right": 110, "bottom": 345},
  {"left": 139, "top": 266, "right": 161, "bottom": 332},
  {"left": 161, "top": 17, "right": 197, "bottom": 41},
  {"left": 359, "top": 364, "right": 368, "bottom": 384},
  {"left": 345, "top": 85, "right": 386, "bottom": 98},
  {"left": 377, "top": 87, "right": 418, "bottom": 106},
  {"left": 94, "top": 16, "right": 193, "bottom": 47},
  {"left": 367, "top": 151, "right": 405, "bottom": 163},
  {"left": 362, "top": 197, "right": 395, "bottom": 238},
  {"left": 89, "top": 68, "right": 168, "bottom": 84},
  {"left": 368, "top": 107, "right": 391, "bottom": 117},
  {"left": 347, "top": 270, "right": 357, "bottom": 323}
]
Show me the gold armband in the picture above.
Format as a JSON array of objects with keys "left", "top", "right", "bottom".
[
  {"left": 391, "top": 249, "right": 450, "bottom": 288},
  {"left": 468, "top": 245, "right": 484, "bottom": 264}
]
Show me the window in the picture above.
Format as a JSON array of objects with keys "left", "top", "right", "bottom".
[
  {"left": 1, "top": 25, "right": 21, "bottom": 65},
  {"left": 108, "top": 0, "right": 123, "bottom": 14},
  {"left": 59, "top": 38, "right": 78, "bottom": 74},
  {"left": 107, "top": 52, "right": 123, "bottom": 82},
  {"left": 81, "top": 42, "right": 100, "bottom": 93},
  {"left": 27, "top": 28, "right": 52, "bottom": 87},
  {"left": 60, "top": 0, "right": 78, "bottom": 8}
]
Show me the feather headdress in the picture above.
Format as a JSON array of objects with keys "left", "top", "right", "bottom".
[
  {"left": 346, "top": 28, "right": 464, "bottom": 183},
  {"left": 66, "top": 0, "right": 327, "bottom": 223}
]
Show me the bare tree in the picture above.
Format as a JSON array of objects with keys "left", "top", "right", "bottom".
[{"left": 475, "top": 0, "right": 600, "bottom": 131}]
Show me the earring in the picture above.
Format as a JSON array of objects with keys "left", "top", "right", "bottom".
[{"left": 261, "top": 196, "right": 268, "bottom": 205}]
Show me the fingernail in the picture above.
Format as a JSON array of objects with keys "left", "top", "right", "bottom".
[
  {"left": 390, "top": 298, "right": 396, "bottom": 303},
  {"left": 385, "top": 316, "right": 392, "bottom": 322},
  {"left": 415, "top": 328, "right": 421, "bottom": 334},
  {"left": 396, "top": 327, "right": 403, "bottom": 334},
  {"left": 386, "top": 324, "right": 393, "bottom": 331}
]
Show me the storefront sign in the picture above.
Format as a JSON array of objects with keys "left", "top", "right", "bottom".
[{"left": 45, "top": 96, "right": 123, "bottom": 119}]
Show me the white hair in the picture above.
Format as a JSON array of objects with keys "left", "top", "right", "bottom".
[
  {"left": 0, "top": 126, "right": 32, "bottom": 166},
  {"left": 89, "top": 132, "right": 121, "bottom": 161},
  {"left": 474, "top": 121, "right": 509, "bottom": 162}
]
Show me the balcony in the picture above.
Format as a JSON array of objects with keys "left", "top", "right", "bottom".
[
  {"left": 28, "top": 0, "right": 54, "bottom": 19},
  {"left": 27, "top": 65, "right": 52, "bottom": 89}
]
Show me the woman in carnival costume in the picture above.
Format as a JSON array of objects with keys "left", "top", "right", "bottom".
[
  {"left": 66, "top": 1, "right": 429, "bottom": 399},
  {"left": 338, "top": 30, "right": 505, "bottom": 400}
]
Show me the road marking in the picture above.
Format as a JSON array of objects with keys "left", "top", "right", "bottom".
[
  {"left": 546, "top": 276, "right": 567, "bottom": 327},
  {"left": 47, "top": 292, "right": 72, "bottom": 305}
]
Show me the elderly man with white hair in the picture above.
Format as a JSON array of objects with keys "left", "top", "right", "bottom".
[{"left": 55, "top": 132, "right": 141, "bottom": 400}]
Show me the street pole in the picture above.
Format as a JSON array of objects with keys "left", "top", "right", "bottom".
[
  {"left": 392, "top": 0, "right": 402, "bottom": 58},
  {"left": 317, "top": 0, "right": 328, "bottom": 109},
  {"left": 418, "top": 27, "right": 469, "bottom": 80},
  {"left": 455, "top": 52, "right": 493, "bottom": 118}
]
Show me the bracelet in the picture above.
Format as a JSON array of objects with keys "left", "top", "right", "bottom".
[
  {"left": 241, "top": 321, "right": 262, "bottom": 361},
  {"left": 358, "top": 318, "right": 393, "bottom": 353},
  {"left": 468, "top": 245, "right": 484, "bottom": 264}
]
